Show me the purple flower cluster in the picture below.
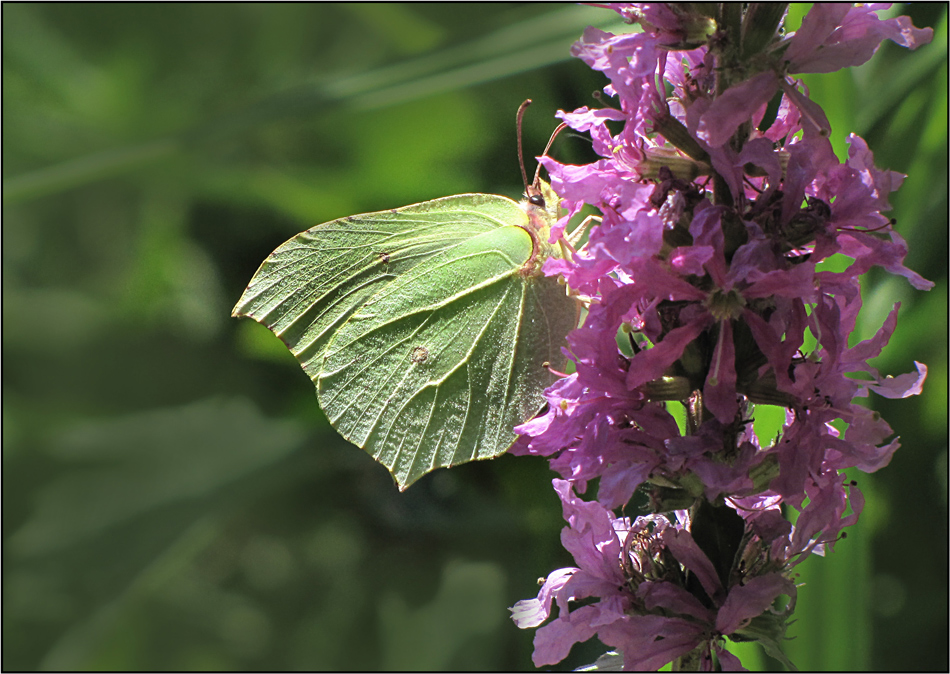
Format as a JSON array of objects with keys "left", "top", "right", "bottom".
[{"left": 510, "top": 4, "right": 932, "bottom": 670}]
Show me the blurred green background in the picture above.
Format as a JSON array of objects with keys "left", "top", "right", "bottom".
[{"left": 3, "top": 3, "right": 946, "bottom": 671}]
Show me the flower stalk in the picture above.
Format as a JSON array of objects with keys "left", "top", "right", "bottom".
[{"left": 509, "top": 4, "right": 933, "bottom": 670}]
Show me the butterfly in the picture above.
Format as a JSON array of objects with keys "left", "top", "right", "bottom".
[{"left": 233, "top": 103, "right": 582, "bottom": 489}]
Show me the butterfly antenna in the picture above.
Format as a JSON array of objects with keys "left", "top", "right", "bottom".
[
  {"left": 516, "top": 99, "right": 533, "bottom": 193},
  {"left": 532, "top": 122, "right": 568, "bottom": 187}
]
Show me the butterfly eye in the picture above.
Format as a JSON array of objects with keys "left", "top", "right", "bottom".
[{"left": 529, "top": 194, "right": 545, "bottom": 207}]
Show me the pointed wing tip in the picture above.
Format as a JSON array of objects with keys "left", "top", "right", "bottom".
[{"left": 392, "top": 467, "right": 425, "bottom": 492}]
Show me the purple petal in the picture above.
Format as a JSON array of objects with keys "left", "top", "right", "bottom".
[
  {"left": 867, "top": 361, "right": 927, "bottom": 399},
  {"left": 531, "top": 604, "right": 600, "bottom": 666},
  {"left": 716, "top": 573, "right": 795, "bottom": 634},
  {"left": 601, "top": 615, "right": 705, "bottom": 671},
  {"left": 696, "top": 72, "right": 780, "bottom": 147},
  {"left": 509, "top": 566, "right": 575, "bottom": 628},
  {"left": 704, "top": 320, "right": 739, "bottom": 424},
  {"left": 626, "top": 317, "right": 712, "bottom": 390},
  {"left": 662, "top": 528, "right": 724, "bottom": 600},
  {"left": 638, "top": 580, "right": 715, "bottom": 622},
  {"left": 788, "top": 4, "right": 933, "bottom": 74}
]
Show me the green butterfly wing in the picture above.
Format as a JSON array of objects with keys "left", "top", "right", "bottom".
[{"left": 233, "top": 191, "right": 579, "bottom": 489}]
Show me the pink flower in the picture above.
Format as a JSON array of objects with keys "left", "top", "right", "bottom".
[
  {"left": 512, "top": 4, "right": 932, "bottom": 669},
  {"left": 512, "top": 481, "right": 799, "bottom": 670},
  {"left": 785, "top": 3, "right": 934, "bottom": 74}
]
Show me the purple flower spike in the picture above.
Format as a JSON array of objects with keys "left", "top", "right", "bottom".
[{"left": 511, "top": 3, "right": 932, "bottom": 670}]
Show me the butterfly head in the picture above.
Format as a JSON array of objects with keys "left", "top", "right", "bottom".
[{"left": 524, "top": 178, "right": 562, "bottom": 230}]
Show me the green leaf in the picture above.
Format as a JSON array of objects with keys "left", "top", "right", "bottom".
[{"left": 233, "top": 186, "right": 580, "bottom": 489}]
